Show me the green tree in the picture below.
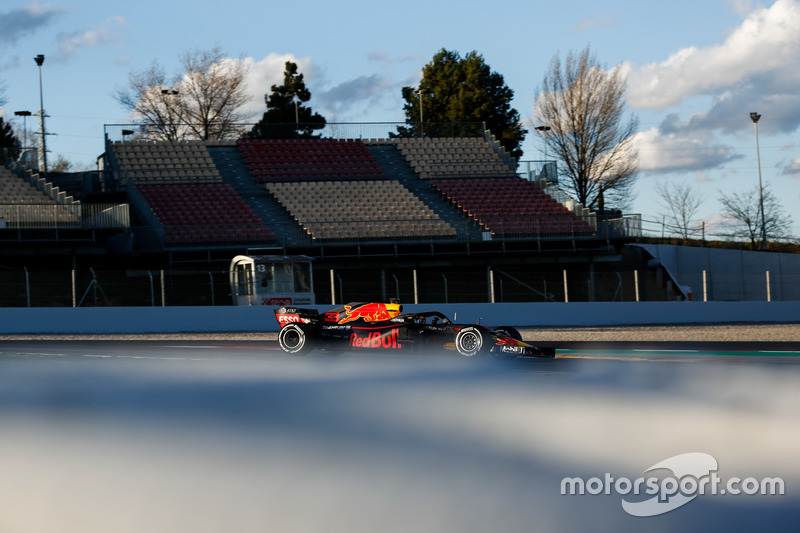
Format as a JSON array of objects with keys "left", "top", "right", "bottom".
[
  {"left": 249, "top": 61, "right": 326, "bottom": 139},
  {"left": 0, "top": 116, "right": 21, "bottom": 165},
  {"left": 398, "top": 49, "right": 526, "bottom": 160}
]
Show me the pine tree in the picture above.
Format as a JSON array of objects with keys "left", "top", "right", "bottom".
[
  {"left": 249, "top": 61, "right": 326, "bottom": 139},
  {"left": 0, "top": 116, "right": 21, "bottom": 165}
]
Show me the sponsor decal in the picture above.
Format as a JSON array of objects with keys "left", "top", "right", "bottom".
[
  {"left": 349, "top": 328, "right": 403, "bottom": 349},
  {"left": 277, "top": 313, "right": 301, "bottom": 326},
  {"left": 339, "top": 303, "right": 396, "bottom": 324},
  {"left": 499, "top": 345, "right": 525, "bottom": 354},
  {"left": 276, "top": 314, "right": 310, "bottom": 326}
]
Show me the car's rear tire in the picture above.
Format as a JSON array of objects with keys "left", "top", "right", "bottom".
[
  {"left": 278, "top": 323, "right": 314, "bottom": 355},
  {"left": 455, "top": 326, "right": 492, "bottom": 357}
]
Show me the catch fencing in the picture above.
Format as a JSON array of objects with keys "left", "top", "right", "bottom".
[{"left": 1, "top": 266, "right": 796, "bottom": 308}]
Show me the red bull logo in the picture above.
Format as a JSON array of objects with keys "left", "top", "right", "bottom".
[
  {"left": 349, "top": 328, "right": 403, "bottom": 349},
  {"left": 338, "top": 302, "right": 402, "bottom": 324}
]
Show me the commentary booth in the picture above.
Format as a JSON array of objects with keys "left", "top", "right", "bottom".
[{"left": 229, "top": 255, "right": 315, "bottom": 306}]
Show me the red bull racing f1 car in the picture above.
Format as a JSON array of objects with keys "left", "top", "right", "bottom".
[{"left": 274, "top": 301, "right": 556, "bottom": 358}]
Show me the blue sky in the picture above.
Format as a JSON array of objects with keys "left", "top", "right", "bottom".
[{"left": 1, "top": 0, "right": 799, "bottom": 237}]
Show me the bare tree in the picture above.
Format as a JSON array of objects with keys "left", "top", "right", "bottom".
[
  {"left": 655, "top": 181, "right": 704, "bottom": 240},
  {"left": 718, "top": 184, "right": 793, "bottom": 249},
  {"left": 180, "top": 48, "right": 249, "bottom": 140},
  {"left": 534, "top": 46, "right": 638, "bottom": 212},
  {"left": 115, "top": 46, "right": 250, "bottom": 141},
  {"left": 116, "top": 61, "right": 184, "bottom": 140}
]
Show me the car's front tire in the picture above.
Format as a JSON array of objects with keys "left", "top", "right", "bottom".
[
  {"left": 455, "top": 326, "right": 492, "bottom": 357},
  {"left": 278, "top": 323, "right": 314, "bottom": 355}
]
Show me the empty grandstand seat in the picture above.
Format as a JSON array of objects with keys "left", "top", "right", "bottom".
[
  {"left": 432, "top": 177, "right": 595, "bottom": 237},
  {"left": 392, "top": 137, "right": 517, "bottom": 180},
  {"left": 266, "top": 180, "right": 456, "bottom": 241},
  {"left": 137, "top": 183, "right": 276, "bottom": 246},
  {"left": 237, "top": 139, "right": 387, "bottom": 183},
  {"left": 0, "top": 168, "right": 57, "bottom": 205},
  {"left": 111, "top": 140, "right": 224, "bottom": 185}
]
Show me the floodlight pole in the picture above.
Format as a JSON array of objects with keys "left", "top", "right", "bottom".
[
  {"left": 34, "top": 54, "right": 47, "bottom": 174},
  {"left": 750, "top": 112, "right": 767, "bottom": 250},
  {"left": 535, "top": 125, "right": 551, "bottom": 158},
  {"left": 416, "top": 87, "right": 423, "bottom": 138},
  {"left": 535, "top": 125, "right": 551, "bottom": 179},
  {"left": 14, "top": 111, "right": 31, "bottom": 150}
]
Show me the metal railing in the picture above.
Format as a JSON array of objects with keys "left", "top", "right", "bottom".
[
  {"left": 0, "top": 203, "right": 130, "bottom": 229},
  {"left": 121, "top": 214, "right": 638, "bottom": 252},
  {"left": 104, "top": 122, "right": 488, "bottom": 144},
  {"left": 518, "top": 160, "right": 558, "bottom": 184},
  {"left": 2, "top": 266, "right": 795, "bottom": 307}
]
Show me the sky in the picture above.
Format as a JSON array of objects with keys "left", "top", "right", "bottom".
[{"left": 1, "top": 0, "right": 799, "bottom": 238}]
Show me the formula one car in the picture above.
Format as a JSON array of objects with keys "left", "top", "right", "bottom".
[{"left": 274, "top": 301, "right": 556, "bottom": 358}]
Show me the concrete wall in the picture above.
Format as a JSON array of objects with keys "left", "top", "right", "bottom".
[
  {"left": 637, "top": 244, "right": 800, "bottom": 301},
  {"left": 2, "top": 301, "right": 799, "bottom": 334}
]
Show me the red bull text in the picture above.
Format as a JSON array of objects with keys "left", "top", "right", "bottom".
[{"left": 349, "top": 328, "right": 403, "bottom": 349}]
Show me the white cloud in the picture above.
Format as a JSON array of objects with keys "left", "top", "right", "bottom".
[
  {"left": 633, "top": 115, "right": 742, "bottom": 173},
  {"left": 728, "top": 0, "right": 757, "bottom": 16},
  {"left": 236, "top": 53, "right": 315, "bottom": 119},
  {"left": 317, "top": 74, "right": 394, "bottom": 116},
  {"left": 782, "top": 156, "right": 800, "bottom": 178},
  {"left": 624, "top": 0, "right": 800, "bottom": 173},
  {"left": 56, "top": 16, "right": 129, "bottom": 58},
  {"left": 627, "top": 0, "right": 800, "bottom": 110},
  {"left": 235, "top": 54, "right": 398, "bottom": 121},
  {"left": 0, "top": 2, "right": 63, "bottom": 44},
  {"left": 571, "top": 13, "right": 619, "bottom": 34}
]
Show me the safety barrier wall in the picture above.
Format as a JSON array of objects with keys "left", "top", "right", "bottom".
[{"left": 0, "top": 301, "right": 798, "bottom": 334}]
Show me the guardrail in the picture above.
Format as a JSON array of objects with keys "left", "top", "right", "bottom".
[{"left": 1, "top": 301, "right": 798, "bottom": 334}]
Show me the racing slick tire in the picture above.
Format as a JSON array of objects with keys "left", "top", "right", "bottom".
[
  {"left": 278, "top": 323, "right": 314, "bottom": 355},
  {"left": 455, "top": 326, "right": 493, "bottom": 357}
]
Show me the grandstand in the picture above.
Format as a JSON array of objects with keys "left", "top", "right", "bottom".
[
  {"left": 267, "top": 180, "right": 456, "bottom": 241},
  {"left": 432, "top": 177, "right": 596, "bottom": 236},
  {"left": 137, "top": 183, "right": 275, "bottom": 246},
  {"left": 239, "top": 138, "right": 386, "bottom": 182},
  {"left": 0, "top": 166, "right": 110, "bottom": 230},
  {"left": 0, "top": 124, "right": 643, "bottom": 273},
  {"left": 387, "top": 136, "right": 517, "bottom": 179},
  {"left": 0, "top": 166, "right": 58, "bottom": 205},
  {"left": 97, "top": 130, "right": 623, "bottom": 251},
  {"left": 112, "top": 140, "right": 223, "bottom": 184},
  {"left": 0, "top": 124, "right": 660, "bottom": 305}
]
